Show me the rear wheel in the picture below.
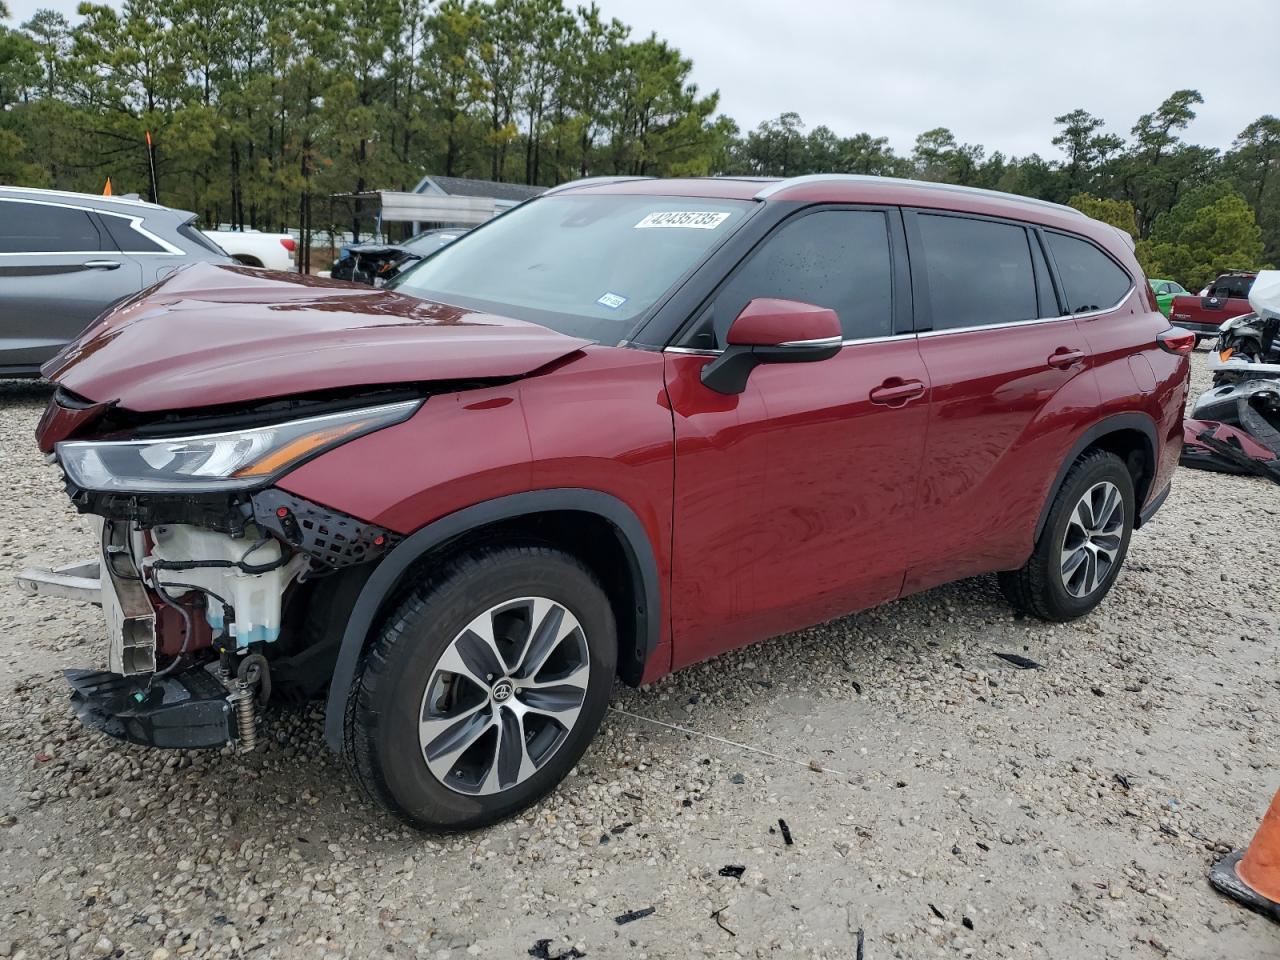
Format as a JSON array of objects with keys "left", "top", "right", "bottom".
[
  {"left": 345, "top": 545, "right": 616, "bottom": 830},
  {"left": 999, "top": 449, "right": 1134, "bottom": 622}
]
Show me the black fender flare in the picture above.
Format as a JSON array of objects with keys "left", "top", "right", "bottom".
[
  {"left": 1033, "top": 412, "right": 1159, "bottom": 542},
  {"left": 323, "top": 488, "right": 661, "bottom": 752}
]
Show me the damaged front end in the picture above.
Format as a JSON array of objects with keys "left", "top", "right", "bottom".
[
  {"left": 1182, "top": 270, "right": 1280, "bottom": 483},
  {"left": 1209, "top": 311, "right": 1280, "bottom": 388},
  {"left": 20, "top": 392, "right": 416, "bottom": 750}
]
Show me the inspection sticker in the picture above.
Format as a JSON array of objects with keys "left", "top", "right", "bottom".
[
  {"left": 596, "top": 292, "right": 628, "bottom": 309},
  {"left": 634, "top": 211, "right": 730, "bottom": 230}
]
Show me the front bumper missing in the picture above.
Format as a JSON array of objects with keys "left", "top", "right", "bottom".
[
  {"left": 17, "top": 488, "right": 396, "bottom": 750},
  {"left": 21, "top": 556, "right": 236, "bottom": 749},
  {"left": 18, "top": 518, "right": 157, "bottom": 676},
  {"left": 65, "top": 666, "right": 236, "bottom": 749}
]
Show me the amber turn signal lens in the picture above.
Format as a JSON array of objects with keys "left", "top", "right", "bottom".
[{"left": 231, "top": 421, "right": 369, "bottom": 478}]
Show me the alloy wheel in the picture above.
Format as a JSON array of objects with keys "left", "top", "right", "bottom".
[
  {"left": 1059, "top": 480, "right": 1125, "bottom": 598},
  {"left": 418, "top": 597, "right": 590, "bottom": 795}
]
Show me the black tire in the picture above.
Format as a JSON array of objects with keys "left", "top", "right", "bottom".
[
  {"left": 998, "top": 449, "right": 1134, "bottom": 622},
  {"left": 345, "top": 544, "right": 616, "bottom": 830}
]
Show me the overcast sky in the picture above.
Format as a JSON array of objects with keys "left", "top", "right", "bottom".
[{"left": 6, "top": 0, "right": 1276, "bottom": 158}]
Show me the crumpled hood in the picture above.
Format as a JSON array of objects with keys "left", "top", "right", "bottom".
[{"left": 43, "top": 262, "right": 591, "bottom": 412}]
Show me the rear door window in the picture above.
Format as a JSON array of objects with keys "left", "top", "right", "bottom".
[
  {"left": 0, "top": 201, "right": 104, "bottom": 253},
  {"left": 915, "top": 214, "right": 1038, "bottom": 330},
  {"left": 1044, "top": 231, "right": 1133, "bottom": 313},
  {"left": 696, "top": 209, "right": 894, "bottom": 347}
]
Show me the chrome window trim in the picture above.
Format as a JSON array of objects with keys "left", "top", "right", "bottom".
[
  {"left": 918, "top": 314, "right": 1074, "bottom": 338},
  {"left": 0, "top": 197, "right": 184, "bottom": 257},
  {"left": 664, "top": 345, "right": 721, "bottom": 356},
  {"left": 664, "top": 332, "right": 909, "bottom": 357},
  {"left": 916, "top": 286, "right": 1134, "bottom": 338},
  {"left": 665, "top": 289, "right": 1135, "bottom": 354},
  {"left": 778, "top": 335, "right": 843, "bottom": 348},
  {"left": 1064, "top": 288, "right": 1136, "bottom": 320},
  {"left": 838, "top": 333, "right": 906, "bottom": 347}
]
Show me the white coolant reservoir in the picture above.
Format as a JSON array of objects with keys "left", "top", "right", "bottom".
[{"left": 148, "top": 524, "right": 304, "bottom": 649}]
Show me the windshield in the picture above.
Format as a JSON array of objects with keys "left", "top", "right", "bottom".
[{"left": 389, "top": 194, "right": 753, "bottom": 343}]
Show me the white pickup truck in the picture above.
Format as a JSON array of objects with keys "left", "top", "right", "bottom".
[{"left": 201, "top": 229, "right": 297, "bottom": 271}]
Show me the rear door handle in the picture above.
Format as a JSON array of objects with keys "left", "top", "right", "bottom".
[
  {"left": 869, "top": 377, "right": 926, "bottom": 406},
  {"left": 82, "top": 260, "right": 122, "bottom": 270},
  {"left": 1047, "top": 348, "right": 1085, "bottom": 369}
]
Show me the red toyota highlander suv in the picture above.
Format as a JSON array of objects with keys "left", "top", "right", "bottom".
[{"left": 31, "top": 175, "right": 1191, "bottom": 829}]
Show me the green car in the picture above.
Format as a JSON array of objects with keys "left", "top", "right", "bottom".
[{"left": 1149, "top": 278, "right": 1188, "bottom": 318}]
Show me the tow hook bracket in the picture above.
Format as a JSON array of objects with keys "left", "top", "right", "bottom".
[{"left": 65, "top": 666, "right": 237, "bottom": 750}]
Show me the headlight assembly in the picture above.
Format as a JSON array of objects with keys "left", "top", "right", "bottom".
[{"left": 57, "top": 399, "right": 420, "bottom": 493}]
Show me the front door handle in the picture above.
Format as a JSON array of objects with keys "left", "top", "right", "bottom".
[
  {"left": 869, "top": 377, "right": 926, "bottom": 406},
  {"left": 82, "top": 260, "right": 122, "bottom": 270},
  {"left": 1047, "top": 347, "right": 1085, "bottom": 369}
]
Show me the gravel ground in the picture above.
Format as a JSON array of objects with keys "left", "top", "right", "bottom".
[{"left": 0, "top": 351, "right": 1277, "bottom": 960}]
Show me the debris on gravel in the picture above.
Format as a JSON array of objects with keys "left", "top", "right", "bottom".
[{"left": 0, "top": 353, "right": 1277, "bottom": 958}]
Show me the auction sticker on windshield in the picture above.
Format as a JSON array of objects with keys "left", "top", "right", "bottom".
[{"left": 634, "top": 211, "right": 730, "bottom": 229}]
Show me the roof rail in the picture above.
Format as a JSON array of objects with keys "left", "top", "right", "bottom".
[
  {"left": 754, "top": 174, "right": 1086, "bottom": 217},
  {"left": 542, "top": 176, "right": 656, "bottom": 196},
  {"left": 0, "top": 184, "right": 166, "bottom": 208}
]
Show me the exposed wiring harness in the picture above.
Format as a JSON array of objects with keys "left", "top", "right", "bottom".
[
  {"left": 149, "top": 537, "right": 290, "bottom": 576},
  {"left": 151, "top": 580, "right": 196, "bottom": 678}
]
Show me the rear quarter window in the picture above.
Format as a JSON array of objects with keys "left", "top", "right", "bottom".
[
  {"left": 1044, "top": 232, "right": 1133, "bottom": 314},
  {"left": 179, "top": 222, "right": 229, "bottom": 256},
  {"left": 100, "top": 212, "right": 169, "bottom": 253}
]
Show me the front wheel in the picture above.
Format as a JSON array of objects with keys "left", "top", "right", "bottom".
[
  {"left": 345, "top": 545, "right": 617, "bottom": 830},
  {"left": 999, "top": 449, "right": 1134, "bottom": 622}
]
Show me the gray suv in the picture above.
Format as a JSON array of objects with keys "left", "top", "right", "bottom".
[{"left": 0, "top": 187, "right": 230, "bottom": 377}]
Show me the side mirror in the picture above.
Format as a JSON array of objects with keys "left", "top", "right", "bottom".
[{"left": 700, "top": 298, "right": 842, "bottom": 394}]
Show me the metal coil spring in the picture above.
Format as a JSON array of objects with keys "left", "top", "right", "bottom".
[{"left": 234, "top": 680, "right": 257, "bottom": 751}]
